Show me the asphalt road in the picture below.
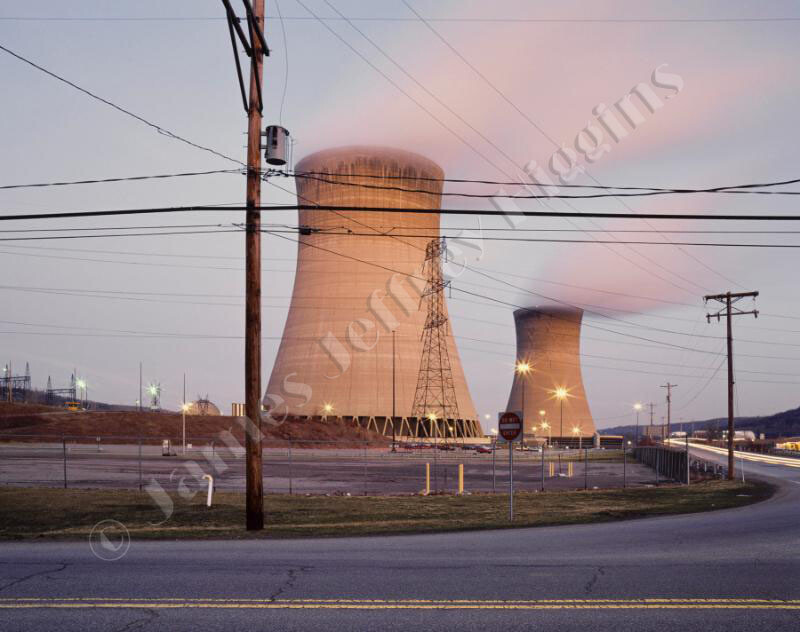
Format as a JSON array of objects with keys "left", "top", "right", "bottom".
[{"left": 2, "top": 452, "right": 799, "bottom": 631}]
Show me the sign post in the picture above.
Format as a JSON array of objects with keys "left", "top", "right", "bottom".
[{"left": 499, "top": 412, "right": 522, "bottom": 521}]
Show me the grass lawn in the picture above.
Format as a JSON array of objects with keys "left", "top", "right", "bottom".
[{"left": 0, "top": 480, "right": 773, "bottom": 540}]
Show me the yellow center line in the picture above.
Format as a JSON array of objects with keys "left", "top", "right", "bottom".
[
  {"left": 1, "top": 597, "right": 799, "bottom": 610},
  {"left": 2, "top": 603, "right": 800, "bottom": 610}
]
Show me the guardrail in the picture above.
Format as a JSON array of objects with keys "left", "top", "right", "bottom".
[{"left": 634, "top": 445, "right": 690, "bottom": 484}]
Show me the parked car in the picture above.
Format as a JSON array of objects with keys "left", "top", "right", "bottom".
[{"left": 475, "top": 445, "right": 493, "bottom": 454}]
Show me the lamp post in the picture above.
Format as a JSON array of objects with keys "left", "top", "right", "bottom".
[
  {"left": 572, "top": 425, "right": 582, "bottom": 450},
  {"left": 323, "top": 403, "right": 333, "bottom": 419},
  {"left": 428, "top": 412, "right": 438, "bottom": 449},
  {"left": 76, "top": 379, "right": 86, "bottom": 409},
  {"left": 554, "top": 387, "right": 568, "bottom": 446},
  {"left": 515, "top": 361, "right": 531, "bottom": 449},
  {"left": 635, "top": 403, "right": 643, "bottom": 443},
  {"left": 541, "top": 420, "right": 551, "bottom": 446},
  {"left": 181, "top": 403, "right": 190, "bottom": 455},
  {"left": 391, "top": 330, "right": 396, "bottom": 453}
]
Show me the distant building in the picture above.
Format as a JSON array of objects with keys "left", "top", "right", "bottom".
[{"left": 186, "top": 398, "right": 220, "bottom": 416}]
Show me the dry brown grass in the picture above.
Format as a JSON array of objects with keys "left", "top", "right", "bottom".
[{"left": 0, "top": 480, "right": 773, "bottom": 540}]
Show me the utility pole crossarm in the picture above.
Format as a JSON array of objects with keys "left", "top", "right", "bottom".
[{"left": 705, "top": 291, "right": 759, "bottom": 322}]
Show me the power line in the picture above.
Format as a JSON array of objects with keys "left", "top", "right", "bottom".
[
  {"left": 4, "top": 316, "right": 799, "bottom": 382},
  {"left": 5, "top": 277, "right": 799, "bottom": 362},
  {"left": 3, "top": 15, "right": 800, "bottom": 23},
  {"left": 289, "top": 169, "right": 800, "bottom": 192},
  {"left": 6, "top": 203, "right": 800, "bottom": 222},
  {"left": 0, "top": 228, "right": 242, "bottom": 242},
  {"left": 0, "top": 43, "right": 244, "bottom": 166},
  {"left": 259, "top": 230, "right": 777, "bottom": 358},
  {"left": 272, "top": 228, "right": 800, "bottom": 249},
  {"left": 309, "top": 1, "right": 752, "bottom": 294},
  {"left": 294, "top": 0, "right": 707, "bottom": 298},
  {"left": 0, "top": 169, "right": 241, "bottom": 190},
  {"left": 292, "top": 171, "right": 800, "bottom": 199}
]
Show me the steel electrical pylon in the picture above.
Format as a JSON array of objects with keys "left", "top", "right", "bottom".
[{"left": 411, "top": 238, "right": 460, "bottom": 438}]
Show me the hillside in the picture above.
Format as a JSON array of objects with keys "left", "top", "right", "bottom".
[
  {"left": 602, "top": 405, "right": 800, "bottom": 438},
  {"left": 0, "top": 402, "right": 389, "bottom": 446}
]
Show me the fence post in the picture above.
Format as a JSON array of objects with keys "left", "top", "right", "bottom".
[
  {"left": 623, "top": 445, "right": 627, "bottom": 489},
  {"left": 685, "top": 435, "right": 690, "bottom": 485},
  {"left": 584, "top": 448, "right": 588, "bottom": 490},
  {"left": 541, "top": 445, "right": 545, "bottom": 492},
  {"left": 458, "top": 463, "right": 464, "bottom": 495},
  {"left": 138, "top": 437, "right": 143, "bottom": 492},
  {"left": 434, "top": 440, "right": 438, "bottom": 493},
  {"left": 655, "top": 448, "right": 659, "bottom": 485},
  {"left": 363, "top": 442, "right": 367, "bottom": 496},
  {"left": 492, "top": 444, "right": 496, "bottom": 493},
  {"left": 288, "top": 440, "right": 293, "bottom": 495},
  {"left": 62, "top": 435, "right": 67, "bottom": 489}
]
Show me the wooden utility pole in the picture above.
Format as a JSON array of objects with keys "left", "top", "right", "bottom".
[
  {"left": 705, "top": 291, "right": 759, "bottom": 480},
  {"left": 244, "top": 0, "right": 266, "bottom": 531},
  {"left": 660, "top": 383, "right": 677, "bottom": 440}
]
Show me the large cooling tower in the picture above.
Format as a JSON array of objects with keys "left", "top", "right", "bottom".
[
  {"left": 265, "top": 146, "right": 480, "bottom": 438},
  {"left": 505, "top": 307, "right": 595, "bottom": 440}
]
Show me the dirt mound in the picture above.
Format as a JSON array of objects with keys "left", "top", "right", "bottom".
[{"left": 0, "top": 403, "right": 388, "bottom": 447}]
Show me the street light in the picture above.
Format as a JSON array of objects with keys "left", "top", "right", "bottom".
[
  {"left": 553, "top": 387, "right": 568, "bottom": 445},
  {"left": 572, "top": 425, "right": 582, "bottom": 450},
  {"left": 76, "top": 379, "right": 87, "bottom": 408},
  {"left": 391, "top": 330, "right": 397, "bottom": 453},
  {"left": 541, "top": 420, "right": 551, "bottom": 446},
  {"left": 515, "top": 361, "right": 532, "bottom": 448},
  {"left": 181, "top": 402, "right": 190, "bottom": 455},
  {"left": 634, "top": 402, "right": 643, "bottom": 445},
  {"left": 428, "top": 412, "right": 438, "bottom": 447}
]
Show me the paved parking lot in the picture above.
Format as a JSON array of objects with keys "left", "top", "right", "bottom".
[{"left": 0, "top": 441, "right": 660, "bottom": 495}]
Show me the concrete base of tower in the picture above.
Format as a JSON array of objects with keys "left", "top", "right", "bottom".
[{"left": 276, "top": 414, "right": 484, "bottom": 439}]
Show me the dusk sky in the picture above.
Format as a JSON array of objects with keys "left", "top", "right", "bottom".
[{"left": 2, "top": 0, "right": 799, "bottom": 430}]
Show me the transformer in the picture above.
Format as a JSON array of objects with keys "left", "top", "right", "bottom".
[
  {"left": 505, "top": 306, "right": 596, "bottom": 441},
  {"left": 264, "top": 146, "right": 481, "bottom": 438}
]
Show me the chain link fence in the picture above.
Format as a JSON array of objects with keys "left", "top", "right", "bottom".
[{"left": 1, "top": 434, "right": 683, "bottom": 495}]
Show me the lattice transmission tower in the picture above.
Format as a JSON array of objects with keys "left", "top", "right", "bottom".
[{"left": 411, "top": 238, "right": 460, "bottom": 425}]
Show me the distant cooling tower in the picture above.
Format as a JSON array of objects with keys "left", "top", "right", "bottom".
[
  {"left": 265, "top": 146, "right": 481, "bottom": 438},
  {"left": 505, "top": 307, "right": 595, "bottom": 440}
]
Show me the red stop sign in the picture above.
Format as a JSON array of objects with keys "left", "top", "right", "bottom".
[{"left": 499, "top": 412, "right": 522, "bottom": 441}]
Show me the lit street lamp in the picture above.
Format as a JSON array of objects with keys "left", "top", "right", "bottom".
[
  {"left": 515, "top": 361, "right": 531, "bottom": 448},
  {"left": 76, "top": 379, "right": 87, "bottom": 408},
  {"left": 428, "top": 412, "right": 438, "bottom": 447},
  {"left": 634, "top": 402, "right": 643, "bottom": 445},
  {"left": 541, "top": 420, "right": 551, "bottom": 446},
  {"left": 554, "top": 387, "right": 568, "bottom": 445},
  {"left": 572, "top": 425, "right": 582, "bottom": 450}
]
